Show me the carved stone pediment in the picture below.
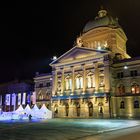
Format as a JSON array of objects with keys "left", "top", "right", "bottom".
[{"left": 50, "top": 47, "right": 107, "bottom": 66}]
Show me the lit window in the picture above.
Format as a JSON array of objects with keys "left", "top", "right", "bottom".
[
  {"left": 99, "top": 76, "right": 104, "bottom": 86},
  {"left": 99, "top": 70, "right": 104, "bottom": 87},
  {"left": 65, "top": 76, "right": 72, "bottom": 90},
  {"left": 87, "top": 73, "right": 94, "bottom": 88},
  {"left": 38, "top": 92, "right": 43, "bottom": 100},
  {"left": 131, "top": 84, "right": 140, "bottom": 94},
  {"left": 76, "top": 74, "right": 83, "bottom": 89},
  {"left": 117, "top": 85, "right": 125, "bottom": 95}
]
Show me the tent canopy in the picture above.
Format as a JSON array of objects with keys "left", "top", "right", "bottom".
[
  {"left": 15, "top": 105, "right": 24, "bottom": 114},
  {"left": 24, "top": 104, "right": 31, "bottom": 115},
  {"left": 39, "top": 104, "right": 52, "bottom": 119}
]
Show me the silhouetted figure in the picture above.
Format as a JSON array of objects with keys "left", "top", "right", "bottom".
[{"left": 29, "top": 114, "right": 32, "bottom": 120}]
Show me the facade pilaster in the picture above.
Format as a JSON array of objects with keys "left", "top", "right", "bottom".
[
  {"left": 52, "top": 70, "right": 57, "bottom": 96},
  {"left": 61, "top": 68, "right": 65, "bottom": 94},
  {"left": 55, "top": 70, "right": 58, "bottom": 95},
  {"left": 71, "top": 66, "right": 75, "bottom": 94},
  {"left": 104, "top": 61, "right": 110, "bottom": 93},
  {"left": 95, "top": 63, "right": 99, "bottom": 92},
  {"left": 82, "top": 64, "right": 86, "bottom": 93}
]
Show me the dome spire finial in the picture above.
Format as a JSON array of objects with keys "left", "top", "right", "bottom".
[{"left": 98, "top": 6, "right": 107, "bottom": 18}]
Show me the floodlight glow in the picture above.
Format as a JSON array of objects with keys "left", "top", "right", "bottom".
[
  {"left": 53, "top": 56, "right": 57, "bottom": 60},
  {"left": 97, "top": 46, "right": 101, "bottom": 50},
  {"left": 124, "top": 65, "right": 128, "bottom": 69}
]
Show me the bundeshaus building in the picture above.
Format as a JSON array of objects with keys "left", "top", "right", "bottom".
[{"left": 34, "top": 8, "right": 140, "bottom": 118}]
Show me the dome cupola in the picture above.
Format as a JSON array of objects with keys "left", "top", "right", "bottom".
[{"left": 83, "top": 8, "right": 120, "bottom": 33}]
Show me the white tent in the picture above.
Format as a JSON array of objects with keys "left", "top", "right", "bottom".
[
  {"left": 11, "top": 105, "right": 26, "bottom": 120},
  {"left": 15, "top": 105, "right": 24, "bottom": 114},
  {"left": 39, "top": 104, "right": 52, "bottom": 119},
  {"left": 24, "top": 104, "right": 31, "bottom": 115},
  {"left": 31, "top": 104, "right": 40, "bottom": 118}
]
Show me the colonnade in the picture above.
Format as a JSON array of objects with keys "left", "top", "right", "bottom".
[{"left": 52, "top": 62, "right": 110, "bottom": 96}]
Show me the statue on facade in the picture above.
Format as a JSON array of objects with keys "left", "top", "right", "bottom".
[
  {"left": 76, "top": 37, "right": 83, "bottom": 47},
  {"left": 57, "top": 81, "right": 61, "bottom": 93}
]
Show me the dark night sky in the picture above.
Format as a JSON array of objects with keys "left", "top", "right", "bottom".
[{"left": 0, "top": 0, "right": 140, "bottom": 83}]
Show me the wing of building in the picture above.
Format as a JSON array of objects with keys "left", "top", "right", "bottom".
[
  {"left": 34, "top": 8, "right": 140, "bottom": 118},
  {"left": 0, "top": 80, "right": 34, "bottom": 112}
]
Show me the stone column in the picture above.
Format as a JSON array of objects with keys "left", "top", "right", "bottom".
[
  {"left": 82, "top": 64, "right": 86, "bottom": 93},
  {"left": 80, "top": 99, "right": 89, "bottom": 118},
  {"left": 61, "top": 68, "right": 65, "bottom": 94},
  {"left": 104, "top": 61, "right": 110, "bottom": 93},
  {"left": 68, "top": 100, "right": 77, "bottom": 118},
  {"left": 52, "top": 70, "right": 57, "bottom": 96},
  {"left": 95, "top": 63, "right": 99, "bottom": 92},
  {"left": 71, "top": 66, "right": 75, "bottom": 94}
]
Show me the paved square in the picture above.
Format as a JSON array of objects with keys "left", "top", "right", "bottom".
[{"left": 0, "top": 119, "right": 140, "bottom": 140}]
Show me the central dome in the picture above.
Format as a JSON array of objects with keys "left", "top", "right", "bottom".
[{"left": 83, "top": 9, "right": 120, "bottom": 33}]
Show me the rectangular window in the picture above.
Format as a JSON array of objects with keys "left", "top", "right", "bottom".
[
  {"left": 130, "top": 71, "right": 133, "bottom": 77},
  {"left": 120, "top": 101, "right": 125, "bottom": 109},
  {"left": 120, "top": 72, "right": 123, "bottom": 78},
  {"left": 39, "top": 83, "right": 43, "bottom": 88},
  {"left": 134, "top": 70, "right": 137, "bottom": 76},
  {"left": 130, "top": 70, "right": 138, "bottom": 77},
  {"left": 46, "top": 82, "right": 51, "bottom": 87},
  {"left": 117, "top": 72, "right": 123, "bottom": 78}
]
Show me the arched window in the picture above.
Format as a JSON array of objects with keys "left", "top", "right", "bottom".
[
  {"left": 120, "top": 101, "right": 125, "bottom": 109},
  {"left": 76, "top": 74, "right": 83, "bottom": 89},
  {"left": 88, "top": 102, "right": 93, "bottom": 116},
  {"left": 118, "top": 84, "right": 125, "bottom": 95},
  {"left": 65, "top": 75, "right": 72, "bottom": 90},
  {"left": 87, "top": 73, "right": 94, "bottom": 88},
  {"left": 134, "top": 100, "right": 139, "bottom": 108},
  {"left": 76, "top": 102, "right": 80, "bottom": 116},
  {"left": 38, "top": 93, "right": 43, "bottom": 100},
  {"left": 64, "top": 103, "right": 69, "bottom": 116},
  {"left": 131, "top": 84, "right": 140, "bottom": 94},
  {"left": 99, "top": 70, "right": 104, "bottom": 87}
]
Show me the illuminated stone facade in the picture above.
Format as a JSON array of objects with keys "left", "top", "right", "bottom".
[
  {"left": 34, "top": 73, "right": 52, "bottom": 109},
  {"left": 34, "top": 9, "right": 140, "bottom": 118},
  {"left": 111, "top": 59, "right": 140, "bottom": 118}
]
